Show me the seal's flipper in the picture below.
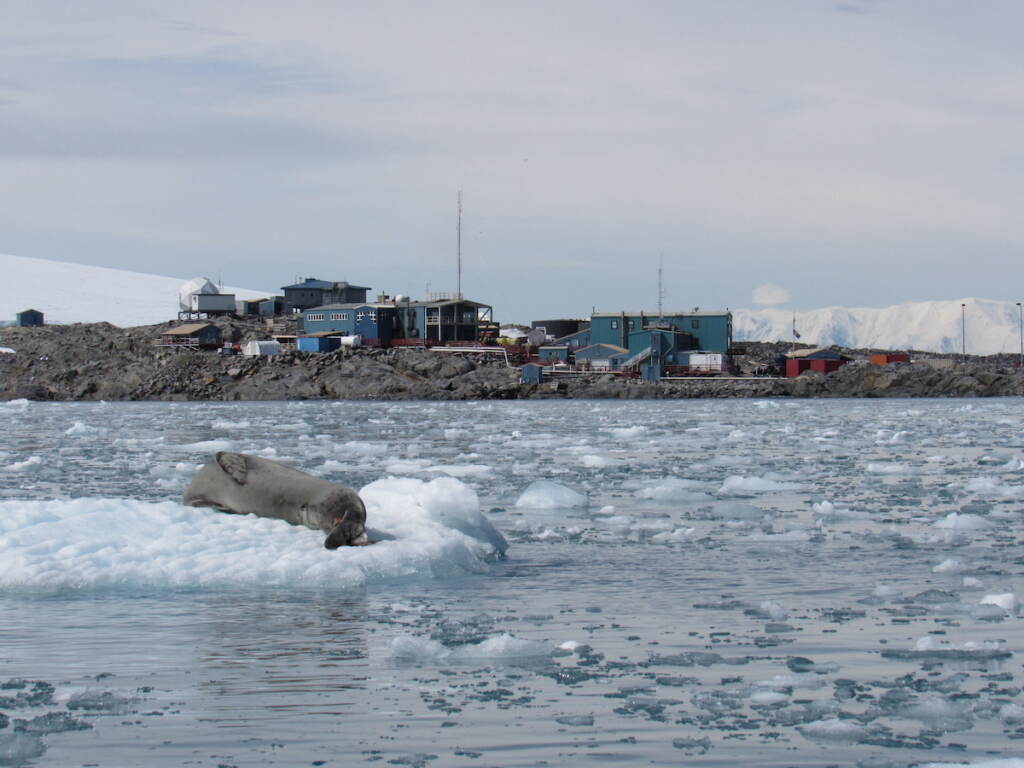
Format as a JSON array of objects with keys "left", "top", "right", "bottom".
[{"left": 216, "top": 452, "right": 248, "bottom": 485}]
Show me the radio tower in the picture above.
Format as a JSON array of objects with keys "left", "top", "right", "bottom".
[{"left": 456, "top": 190, "right": 463, "bottom": 299}]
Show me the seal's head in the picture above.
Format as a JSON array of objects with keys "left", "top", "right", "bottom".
[{"left": 318, "top": 489, "right": 369, "bottom": 549}]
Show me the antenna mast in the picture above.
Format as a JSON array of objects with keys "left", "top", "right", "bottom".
[
  {"left": 456, "top": 189, "right": 463, "bottom": 299},
  {"left": 657, "top": 255, "right": 665, "bottom": 319}
]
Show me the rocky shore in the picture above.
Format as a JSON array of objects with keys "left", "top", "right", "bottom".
[{"left": 1, "top": 319, "right": 1022, "bottom": 401}]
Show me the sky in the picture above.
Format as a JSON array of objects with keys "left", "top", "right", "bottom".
[{"left": 2, "top": 0, "right": 1023, "bottom": 323}]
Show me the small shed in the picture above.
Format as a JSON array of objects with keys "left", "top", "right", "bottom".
[
  {"left": 16, "top": 309, "right": 44, "bottom": 327},
  {"left": 785, "top": 347, "right": 852, "bottom": 377},
  {"left": 259, "top": 297, "right": 287, "bottom": 317},
  {"left": 520, "top": 363, "right": 544, "bottom": 384},
  {"left": 159, "top": 323, "right": 221, "bottom": 349},
  {"left": 243, "top": 340, "right": 282, "bottom": 356},
  {"left": 297, "top": 333, "right": 341, "bottom": 353},
  {"left": 869, "top": 353, "right": 910, "bottom": 366}
]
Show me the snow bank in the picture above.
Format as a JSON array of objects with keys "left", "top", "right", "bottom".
[{"left": 0, "top": 476, "right": 506, "bottom": 590}]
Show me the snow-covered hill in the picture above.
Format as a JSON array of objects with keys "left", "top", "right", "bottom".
[
  {"left": 0, "top": 253, "right": 272, "bottom": 327},
  {"left": 734, "top": 298, "right": 1024, "bottom": 356}
]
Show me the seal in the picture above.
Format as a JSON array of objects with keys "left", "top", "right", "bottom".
[{"left": 184, "top": 452, "right": 368, "bottom": 548}]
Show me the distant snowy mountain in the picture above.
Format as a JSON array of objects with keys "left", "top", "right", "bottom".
[
  {"left": 733, "top": 298, "right": 1024, "bottom": 355},
  {"left": 0, "top": 253, "right": 272, "bottom": 327}
]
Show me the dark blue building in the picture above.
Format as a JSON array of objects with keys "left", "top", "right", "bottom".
[
  {"left": 282, "top": 279, "right": 371, "bottom": 311},
  {"left": 302, "top": 296, "right": 494, "bottom": 344},
  {"left": 15, "top": 309, "right": 44, "bottom": 327}
]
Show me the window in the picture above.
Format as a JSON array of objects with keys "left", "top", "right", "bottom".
[
  {"left": 627, "top": 320, "right": 635, "bottom": 331},
  {"left": 307, "top": 313, "right": 325, "bottom": 321},
  {"left": 426, "top": 310, "right": 440, "bottom": 324},
  {"left": 610, "top": 320, "right": 619, "bottom": 329},
  {"left": 330, "top": 312, "right": 349, "bottom": 321},
  {"left": 369, "top": 311, "right": 377, "bottom": 323},
  {"left": 356, "top": 312, "right": 364, "bottom": 321},
  {"left": 691, "top": 319, "right": 700, "bottom": 329}
]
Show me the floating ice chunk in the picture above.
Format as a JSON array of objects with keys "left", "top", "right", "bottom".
[
  {"left": 389, "top": 635, "right": 449, "bottom": 661},
  {"left": 389, "top": 633, "right": 551, "bottom": 662},
  {"left": 933, "top": 558, "right": 966, "bottom": 573},
  {"left": 758, "top": 601, "right": 788, "bottom": 621},
  {"left": 963, "top": 576, "right": 985, "bottom": 588},
  {"left": 749, "top": 529, "right": 811, "bottom": 543},
  {"left": 750, "top": 690, "right": 789, "bottom": 705},
  {"left": 383, "top": 458, "right": 432, "bottom": 474},
  {"left": 362, "top": 476, "right": 508, "bottom": 557},
  {"left": 708, "top": 501, "right": 768, "bottom": 521},
  {"left": 605, "top": 426, "right": 647, "bottom": 439},
  {"left": 555, "top": 714, "right": 594, "bottom": 726},
  {"left": 1000, "top": 703, "right": 1024, "bottom": 724},
  {"left": 594, "top": 505, "right": 616, "bottom": 516},
  {"left": 580, "top": 455, "right": 612, "bottom": 468},
  {"left": 933, "top": 512, "right": 990, "bottom": 531},
  {"left": 650, "top": 528, "right": 695, "bottom": 544},
  {"left": 178, "top": 439, "right": 232, "bottom": 452},
  {"left": 0, "top": 733, "right": 45, "bottom": 763},
  {"left": 719, "top": 475, "right": 800, "bottom": 494},
  {"left": 342, "top": 440, "right": 388, "bottom": 455},
  {"left": 64, "top": 421, "right": 108, "bottom": 436},
  {"left": 900, "top": 696, "right": 974, "bottom": 731},
  {"left": 873, "top": 584, "right": 900, "bottom": 599},
  {"left": 980, "top": 593, "right": 1020, "bottom": 614},
  {"left": 797, "top": 718, "right": 868, "bottom": 744},
  {"left": 0, "top": 398, "right": 29, "bottom": 409},
  {"left": 0, "top": 347, "right": 15, "bottom": 354},
  {"left": 425, "top": 464, "right": 492, "bottom": 477},
  {"left": 753, "top": 400, "right": 779, "bottom": 409},
  {"left": 211, "top": 419, "right": 251, "bottom": 430},
  {"left": 443, "top": 428, "right": 469, "bottom": 439},
  {"left": 515, "top": 480, "right": 586, "bottom": 509},
  {"left": 1, "top": 456, "right": 42, "bottom": 473},
  {"left": 865, "top": 462, "right": 908, "bottom": 474},
  {"left": 636, "top": 478, "right": 707, "bottom": 502},
  {"left": 812, "top": 501, "right": 869, "bottom": 520}
]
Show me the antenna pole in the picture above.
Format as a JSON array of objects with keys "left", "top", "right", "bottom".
[
  {"left": 657, "top": 255, "right": 664, "bottom": 319},
  {"left": 457, "top": 190, "right": 463, "bottom": 299}
]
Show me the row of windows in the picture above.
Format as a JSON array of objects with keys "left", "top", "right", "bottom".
[
  {"left": 609, "top": 318, "right": 702, "bottom": 330},
  {"left": 307, "top": 312, "right": 376, "bottom": 322}
]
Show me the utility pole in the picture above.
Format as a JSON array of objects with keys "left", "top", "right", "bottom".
[
  {"left": 657, "top": 256, "right": 665, "bottom": 320},
  {"left": 961, "top": 303, "right": 967, "bottom": 363},
  {"left": 456, "top": 189, "right": 463, "bottom": 299},
  {"left": 1017, "top": 302, "right": 1023, "bottom": 369}
]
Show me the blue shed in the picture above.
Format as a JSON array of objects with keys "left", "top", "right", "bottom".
[
  {"left": 16, "top": 309, "right": 44, "bottom": 327},
  {"left": 520, "top": 363, "right": 544, "bottom": 384},
  {"left": 259, "top": 297, "right": 286, "bottom": 317},
  {"left": 297, "top": 334, "right": 342, "bottom": 353}
]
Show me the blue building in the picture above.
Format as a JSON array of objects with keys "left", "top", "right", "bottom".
[
  {"left": 282, "top": 279, "right": 371, "bottom": 311},
  {"left": 302, "top": 296, "right": 494, "bottom": 344},
  {"left": 574, "top": 343, "right": 629, "bottom": 370},
  {"left": 296, "top": 333, "right": 342, "bottom": 353},
  {"left": 15, "top": 309, "right": 44, "bottom": 327},
  {"left": 589, "top": 310, "right": 732, "bottom": 354}
]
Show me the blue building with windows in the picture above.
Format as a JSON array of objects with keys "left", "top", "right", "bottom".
[
  {"left": 301, "top": 296, "right": 494, "bottom": 344},
  {"left": 589, "top": 310, "right": 732, "bottom": 354}
]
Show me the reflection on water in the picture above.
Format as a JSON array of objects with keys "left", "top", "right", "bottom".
[{"left": 1, "top": 398, "right": 1024, "bottom": 766}]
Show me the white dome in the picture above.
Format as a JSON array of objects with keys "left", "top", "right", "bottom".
[{"left": 178, "top": 277, "right": 219, "bottom": 311}]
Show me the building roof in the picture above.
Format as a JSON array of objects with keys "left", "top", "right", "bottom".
[
  {"left": 575, "top": 343, "right": 628, "bottom": 356},
  {"left": 281, "top": 278, "right": 371, "bottom": 291},
  {"left": 162, "top": 323, "right": 216, "bottom": 336},
  {"left": 592, "top": 310, "right": 731, "bottom": 318},
  {"left": 786, "top": 347, "right": 853, "bottom": 360}
]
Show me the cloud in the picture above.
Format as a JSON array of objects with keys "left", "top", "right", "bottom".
[{"left": 752, "top": 284, "right": 791, "bottom": 306}]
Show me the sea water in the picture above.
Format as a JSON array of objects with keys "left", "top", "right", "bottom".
[{"left": 1, "top": 398, "right": 1024, "bottom": 768}]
